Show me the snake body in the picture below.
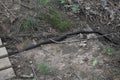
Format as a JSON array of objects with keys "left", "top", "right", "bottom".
[{"left": 8, "top": 30, "right": 119, "bottom": 56}]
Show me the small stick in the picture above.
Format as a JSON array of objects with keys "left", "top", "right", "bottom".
[
  {"left": 0, "top": 1, "right": 15, "bottom": 17},
  {"left": 19, "top": 3, "right": 33, "bottom": 10},
  {"left": 30, "top": 61, "right": 39, "bottom": 80},
  {"left": 73, "top": 73, "right": 83, "bottom": 80}
]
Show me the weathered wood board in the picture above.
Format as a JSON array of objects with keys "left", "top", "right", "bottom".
[
  {"left": 0, "top": 57, "right": 12, "bottom": 70},
  {"left": 0, "top": 68, "right": 15, "bottom": 80},
  {"left": 0, "top": 38, "right": 15, "bottom": 79},
  {"left": 0, "top": 47, "right": 8, "bottom": 58},
  {"left": 0, "top": 39, "right": 2, "bottom": 45}
]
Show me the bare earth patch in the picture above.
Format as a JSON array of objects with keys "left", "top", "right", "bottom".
[
  {"left": 0, "top": 0, "right": 120, "bottom": 80},
  {"left": 10, "top": 33, "right": 120, "bottom": 80}
]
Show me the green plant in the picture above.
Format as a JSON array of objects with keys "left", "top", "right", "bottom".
[
  {"left": 38, "top": 63, "right": 50, "bottom": 74},
  {"left": 105, "top": 47, "right": 114, "bottom": 55},
  {"left": 92, "top": 59, "right": 97, "bottom": 66},
  {"left": 20, "top": 17, "right": 35, "bottom": 31},
  {"left": 38, "top": 0, "right": 72, "bottom": 31},
  {"left": 71, "top": 4, "right": 79, "bottom": 13},
  {"left": 43, "top": 8, "right": 72, "bottom": 31},
  {"left": 60, "top": 0, "right": 66, "bottom": 4},
  {"left": 39, "top": 0, "right": 51, "bottom": 6}
]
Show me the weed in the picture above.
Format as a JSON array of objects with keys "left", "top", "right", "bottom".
[
  {"left": 71, "top": 4, "right": 79, "bottom": 13},
  {"left": 43, "top": 8, "right": 72, "bottom": 31},
  {"left": 38, "top": 63, "right": 50, "bottom": 74},
  {"left": 60, "top": 0, "right": 66, "bottom": 4},
  {"left": 105, "top": 47, "right": 114, "bottom": 56},
  {"left": 92, "top": 59, "right": 98, "bottom": 66},
  {"left": 20, "top": 17, "right": 35, "bottom": 31},
  {"left": 38, "top": 0, "right": 72, "bottom": 31}
]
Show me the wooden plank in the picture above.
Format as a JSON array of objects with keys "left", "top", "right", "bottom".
[
  {"left": 0, "top": 38, "right": 8, "bottom": 58},
  {"left": 0, "top": 57, "right": 12, "bottom": 70},
  {"left": 0, "top": 39, "right": 2, "bottom": 45},
  {"left": 0, "top": 47, "right": 8, "bottom": 58},
  {"left": 0, "top": 38, "right": 16, "bottom": 79},
  {"left": 0, "top": 68, "right": 15, "bottom": 80}
]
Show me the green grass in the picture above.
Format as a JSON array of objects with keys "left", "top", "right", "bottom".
[
  {"left": 38, "top": 63, "right": 51, "bottom": 74},
  {"left": 38, "top": 0, "right": 72, "bottom": 32},
  {"left": 71, "top": 4, "right": 79, "bottom": 13},
  {"left": 20, "top": 17, "right": 35, "bottom": 31},
  {"left": 43, "top": 8, "right": 72, "bottom": 32},
  {"left": 104, "top": 47, "right": 114, "bottom": 56},
  {"left": 92, "top": 59, "right": 98, "bottom": 66},
  {"left": 60, "top": 0, "right": 66, "bottom": 4}
]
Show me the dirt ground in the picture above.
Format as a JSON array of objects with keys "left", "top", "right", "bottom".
[
  {"left": 9, "top": 33, "right": 120, "bottom": 80},
  {"left": 0, "top": 0, "right": 120, "bottom": 80}
]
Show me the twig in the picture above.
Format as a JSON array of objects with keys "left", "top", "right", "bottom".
[
  {"left": 95, "top": 32, "right": 120, "bottom": 38},
  {"left": 30, "top": 61, "right": 39, "bottom": 80},
  {"left": 73, "top": 73, "right": 83, "bottom": 80},
  {"left": 18, "top": 3, "right": 33, "bottom": 10},
  {"left": 16, "top": 2, "right": 34, "bottom": 10},
  {"left": 0, "top": 1, "right": 15, "bottom": 17}
]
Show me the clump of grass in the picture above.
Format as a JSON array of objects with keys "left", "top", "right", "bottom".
[
  {"left": 37, "top": 63, "right": 51, "bottom": 74},
  {"left": 105, "top": 47, "right": 114, "bottom": 56},
  {"left": 71, "top": 4, "right": 79, "bottom": 13},
  {"left": 20, "top": 17, "right": 35, "bottom": 31},
  {"left": 92, "top": 59, "right": 98, "bottom": 66},
  {"left": 43, "top": 8, "right": 72, "bottom": 32},
  {"left": 38, "top": 0, "right": 72, "bottom": 32},
  {"left": 60, "top": 0, "right": 66, "bottom": 4}
]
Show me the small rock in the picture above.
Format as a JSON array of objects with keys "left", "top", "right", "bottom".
[
  {"left": 83, "top": 40, "right": 87, "bottom": 43},
  {"left": 32, "top": 39, "right": 37, "bottom": 45},
  {"left": 87, "top": 34, "right": 96, "bottom": 39},
  {"left": 79, "top": 41, "right": 87, "bottom": 47},
  {"left": 79, "top": 34, "right": 84, "bottom": 39},
  {"left": 17, "top": 65, "right": 21, "bottom": 68},
  {"left": 29, "top": 61, "right": 33, "bottom": 64},
  {"left": 85, "top": 7, "right": 90, "bottom": 10},
  {"left": 79, "top": 60, "right": 84, "bottom": 64}
]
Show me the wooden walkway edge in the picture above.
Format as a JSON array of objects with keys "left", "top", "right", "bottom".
[{"left": 0, "top": 38, "right": 15, "bottom": 80}]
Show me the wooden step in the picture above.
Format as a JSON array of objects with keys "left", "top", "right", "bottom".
[
  {"left": 0, "top": 39, "right": 2, "bottom": 45},
  {"left": 0, "top": 38, "right": 16, "bottom": 79},
  {"left": 0, "top": 47, "right": 8, "bottom": 58},
  {"left": 0, "top": 57, "right": 12, "bottom": 70},
  {"left": 0, "top": 68, "right": 15, "bottom": 80}
]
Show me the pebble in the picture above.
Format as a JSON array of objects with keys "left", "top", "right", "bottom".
[
  {"left": 29, "top": 61, "right": 33, "bottom": 64},
  {"left": 87, "top": 34, "right": 96, "bottom": 39},
  {"left": 79, "top": 41, "right": 87, "bottom": 47},
  {"left": 17, "top": 65, "right": 21, "bottom": 68}
]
